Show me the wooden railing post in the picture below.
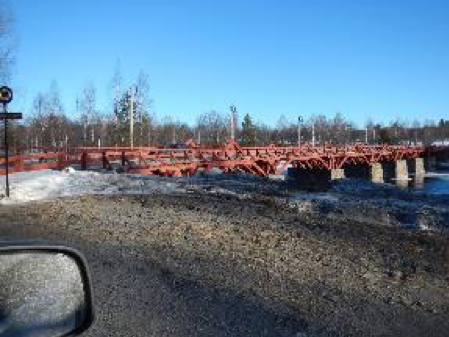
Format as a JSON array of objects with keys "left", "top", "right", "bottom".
[
  {"left": 57, "top": 153, "right": 65, "bottom": 170},
  {"left": 81, "top": 152, "right": 88, "bottom": 170},
  {"left": 16, "top": 149, "right": 24, "bottom": 173},
  {"left": 121, "top": 151, "right": 126, "bottom": 167},
  {"left": 102, "top": 152, "right": 108, "bottom": 169}
]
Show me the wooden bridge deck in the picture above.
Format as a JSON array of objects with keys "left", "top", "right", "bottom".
[{"left": 0, "top": 141, "right": 446, "bottom": 177}]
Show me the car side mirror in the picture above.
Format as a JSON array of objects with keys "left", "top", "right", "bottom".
[{"left": 0, "top": 246, "right": 94, "bottom": 337}]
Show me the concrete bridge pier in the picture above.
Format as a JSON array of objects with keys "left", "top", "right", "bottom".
[
  {"left": 330, "top": 169, "right": 345, "bottom": 180},
  {"left": 381, "top": 160, "right": 409, "bottom": 183},
  {"left": 394, "top": 160, "right": 409, "bottom": 181},
  {"left": 370, "top": 163, "right": 384, "bottom": 183},
  {"left": 289, "top": 158, "right": 421, "bottom": 187}
]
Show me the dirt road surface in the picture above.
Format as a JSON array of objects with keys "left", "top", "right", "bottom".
[{"left": 0, "top": 189, "right": 448, "bottom": 336}]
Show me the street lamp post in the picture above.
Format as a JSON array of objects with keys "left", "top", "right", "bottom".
[
  {"left": 230, "top": 105, "right": 237, "bottom": 141},
  {"left": 312, "top": 122, "right": 315, "bottom": 147},
  {"left": 297, "top": 116, "right": 303, "bottom": 147},
  {"left": 129, "top": 88, "right": 135, "bottom": 149}
]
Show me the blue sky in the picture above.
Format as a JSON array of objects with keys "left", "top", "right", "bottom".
[{"left": 9, "top": 0, "right": 449, "bottom": 126}]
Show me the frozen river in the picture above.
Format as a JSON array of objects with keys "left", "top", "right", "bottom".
[{"left": 418, "top": 169, "right": 449, "bottom": 195}]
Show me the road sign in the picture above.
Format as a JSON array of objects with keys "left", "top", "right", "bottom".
[
  {"left": 0, "top": 112, "right": 22, "bottom": 120},
  {"left": 0, "top": 86, "right": 20, "bottom": 198},
  {"left": 0, "top": 86, "right": 13, "bottom": 104}
]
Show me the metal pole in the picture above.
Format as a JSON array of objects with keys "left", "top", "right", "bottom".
[
  {"left": 297, "top": 116, "right": 302, "bottom": 147},
  {"left": 129, "top": 89, "right": 134, "bottom": 149},
  {"left": 230, "top": 110, "right": 235, "bottom": 141},
  {"left": 230, "top": 105, "right": 237, "bottom": 141},
  {"left": 172, "top": 124, "right": 176, "bottom": 145},
  {"left": 83, "top": 122, "right": 86, "bottom": 147},
  {"left": 3, "top": 103, "right": 9, "bottom": 197},
  {"left": 312, "top": 123, "right": 315, "bottom": 147}
]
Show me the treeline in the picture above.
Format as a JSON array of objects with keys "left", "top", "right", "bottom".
[{"left": 3, "top": 72, "right": 449, "bottom": 148}]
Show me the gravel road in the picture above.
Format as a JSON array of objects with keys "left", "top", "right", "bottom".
[{"left": 0, "top": 179, "right": 448, "bottom": 336}]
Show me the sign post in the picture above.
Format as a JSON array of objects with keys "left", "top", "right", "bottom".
[{"left": 0, "top": 86, "right": 22, "bottom": 198}]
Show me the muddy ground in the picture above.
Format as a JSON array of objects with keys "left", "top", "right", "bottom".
[{"left": 0, "top": 177, "right": 448, "bottom": 336}]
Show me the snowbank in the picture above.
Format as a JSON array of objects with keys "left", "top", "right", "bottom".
[
  {"left": 0, "top": 169, "right": 289, "bottom": 205},
  {"left": 0, "top": 169, "right": 184, "bottom": 205}
]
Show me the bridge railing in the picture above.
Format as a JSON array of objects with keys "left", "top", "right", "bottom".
[{"left": 0, "top": 143, "right": 436, "bottom": 177}]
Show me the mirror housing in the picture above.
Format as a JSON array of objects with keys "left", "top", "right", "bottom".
[{"left": 0, "top": 245, "right": 94, "bottom": 337}]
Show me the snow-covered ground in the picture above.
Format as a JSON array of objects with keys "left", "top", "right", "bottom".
[
  {"left": 0, "top": 169, "right": 185, "bottom": 205},
  {"left": 0, "top": 168, "right": 294, "bottom": 205}
]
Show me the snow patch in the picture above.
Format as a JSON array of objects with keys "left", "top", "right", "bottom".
[
  {"left": 0, "top": 169, "right": 184, "bottom": 205},
  {"left": 425, "top": 172, "right": 449, "bottom": 177},
  {"left": 62, "top": 166, "right": 76, "bottom": 174}
]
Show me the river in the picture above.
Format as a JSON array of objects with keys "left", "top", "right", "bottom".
[{"left": 412, "top": 164, "right": 449, "bottom": 195}]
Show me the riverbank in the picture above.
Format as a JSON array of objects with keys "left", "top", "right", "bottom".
[{"left": 0, "top": 173, "right": 448, "bottom": 336}]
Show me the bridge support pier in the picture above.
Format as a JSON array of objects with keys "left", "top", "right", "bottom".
[
  {"left": 330, "top": 168, "right": 345, "bottom": 180},
  {"left": 395, "top": 160, "right": 409, "bottom": 181},
  {"left": 370, "top": 163, "right": 384, "bottom": 183}
]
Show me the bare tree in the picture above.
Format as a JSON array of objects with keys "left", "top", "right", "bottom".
[
  {"left": 275, "top": 114, "right": 295, "bottom": 144},
  {"left": 197, "top": 111, "right": 228, "bottom": 146},
  {"left": 45, "top": 82, "right": 68, "bottom": 147},
  {"left": 155, "top": 116, "right": 178, "bottom": 146},
  {"left": 314, "top": 115, "right": 328, "bottom": 145},
  {"left": 27, "top": 93, "right": 46, "bottom": 147},
  {"left": 134, "top": 70, "right": 153, "bottom": 146},
  {"left": 411, "top": 119, "right": 421, "bottom": 145},
  {"left": 110, "top": 61, "right": 123, "bottom": 109},
  {"left": 0, "top": 0, "right": 14, "bottom": 83},
  {"left": 331, "top": 112, "right": 349, "bottom": 144},
  {"left": 26, "top": 83, "right": 69, "bottom": 148},
  {"left": 78, "top": 83, "right": 102, "bottom": 146},
  {"left": 255, "top": 123, "right": 273, "bottom": 145}
]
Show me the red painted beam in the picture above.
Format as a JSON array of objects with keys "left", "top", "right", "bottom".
[{"left": 0, "top": 143, "right": 437, "bottom": 177}]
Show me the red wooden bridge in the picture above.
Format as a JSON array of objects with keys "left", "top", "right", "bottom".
[{"left": 1, "top": 140, "right": 444, "bottom": 177}]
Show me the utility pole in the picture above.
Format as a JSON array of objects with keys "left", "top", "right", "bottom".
[
  {"left": 297, "top": 116, "right": 303, "bottom": 147},
  {"left": 365, "top": 127, "right": 368, "bottom": 144},
  {"left": 230, "top": 105, "right": 237, "bottom": 141},
  {"left": 345, "top": 125, "right": 349, "bottom": 145},
  {"left": 140, "top": 103, "right": 144, "bottom": 147},
  {"left": 129, "top": 88, "right": 134, "bottom": 149},
  {"left": 312, "top": 122, "right": 315, "bottom": 147}
]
